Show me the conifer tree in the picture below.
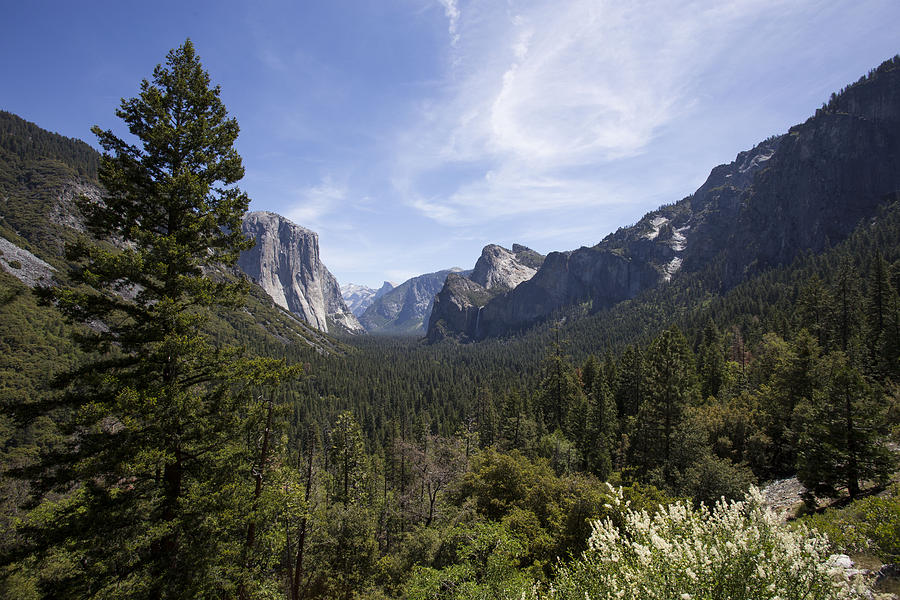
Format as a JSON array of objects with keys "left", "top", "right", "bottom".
[
  {"left": 500, "top": 390, "right": 526, "bottom": 449},
  {"left": 865, "top": 253, "right": 900, "bottom": 380},
  {"left": 796, "top": 275, "right": 834, "bottom": 348},
  {"left": 832, "top": 259, "right": 863, "bottom": 356},
  {"left": 796, "top": 352, "right": 895, "bottom": 501},
  {"left": 477, "top": 392, "right": 499, "bottom": 448},
  {"left": 634, "top": 326, "right": 698, "bottom": 485},
  {"left": 536, "top": 338, "right": 583, "bottom": 434},
  {"left": 584, "top": 377, "right": 617, "bottom": 480},
  {"left": 328, "top": 411, "right": 368, "bottom": 505},
  {"left": 614, "top": 345, "right": 643, "bottom": 420},
  {"left": 22, "top": 40, "right": 297, "bottom": 598},
  {"left": 580, "top": 355, "right": 602, "bottom": 397},
  {"left": 867, "top": 252, "right": 891, "bottom": 347},
  {"left": 697, "top": 320, "right": 725, "bottom": 400}
]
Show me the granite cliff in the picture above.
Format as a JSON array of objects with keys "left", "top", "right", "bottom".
[
  {"left": 428, "top": 244, "right": 545, "bottom": 342},
  {"left": 427, "top": 56, "right": 900, "bottom": 342},
  {"left": 239, "top": 211, "right": 363, "bottom": 334},
  {"left": 360, "top": 268, "right": 466, "bottom": 335}
]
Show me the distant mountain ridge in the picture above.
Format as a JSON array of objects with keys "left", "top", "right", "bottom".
[
  {"left": 359, "top": 268, "right": 468, "bottom": 335},
  {"left": 427, "top": 55, "right": 900, "bottom": 342},
  {"left": 6, "top": 55, "right": 900, "bottom": 345},
  {"left": 341, "top": 281, "right": 395, "bottom": 317}
]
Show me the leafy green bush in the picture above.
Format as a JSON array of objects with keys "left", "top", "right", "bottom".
[
  {"left": 541, "top": 487, "right": 870, "bottom": 600},
  {"left": 802, "top": 487, "right": 900, "bottom": 562},
  {"left": 678, "top": 453, "right": 757, "bottom": 506},
  {"left": 403, "top": 522, "right": 532, "bottom": 600}
]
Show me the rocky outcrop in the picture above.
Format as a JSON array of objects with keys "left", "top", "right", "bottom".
[
  {"left": 238, "top": 211, "right": 363, "bottom": 334},
  {"left": 374, "top": 281, "right": 395, "bottom": 299},
  {"left": 470, "top": 244, "right": 543, "bottom": 291},
  {"left": 0, "top": 236, "right": 56, "bottom": 287},
  {"left": 427, "top": 273, "right": 493, "bottom": 342},
  {"left": 341, "top": 281, "right": 395, "bottom": 317},
  {"left": 322, "top": 268, "right": 365, "bottom": 333},
  {"left": 427, "top": 56, "right": 900, "bottom": 342},
  {"left": 50, "top": 181, "right": 103, "bottom": 234},
  {"left": 360, "top": 268, "right": 465, "bottom": 335},
  {"left": 427, "top": 244, "right": 545, "bottom": 342}
]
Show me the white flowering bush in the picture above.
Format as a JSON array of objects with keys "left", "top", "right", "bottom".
[{"left": 541, "top": 486, "right": 870, "bottom": 600}]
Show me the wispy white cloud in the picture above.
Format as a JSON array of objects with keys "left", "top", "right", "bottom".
[
  {"left": 438, "top": 0, "right": 461, "bottom": 46},
  {"left": 393, "top": 0, "right": 804, "bottom": 230},
  {"left": 409, "top": 196, "right": 462, "bottom": 224},
  {"left": 285, "top": 176, "right": 346, "bottom": 228}
]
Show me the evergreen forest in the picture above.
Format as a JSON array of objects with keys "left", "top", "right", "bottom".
[{"left": 1, "top": 41, "right": 900, "bottom": 599}]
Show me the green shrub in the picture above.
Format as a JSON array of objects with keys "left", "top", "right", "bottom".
[
  {"left": 803, "top": 487, "right": 900, "bottom": 562},
  {"left": 678, "top": 453, "right": 757, "bottom": 506},
  {"left": 403, "top": 522, "right": 532, "bottom": 600}
]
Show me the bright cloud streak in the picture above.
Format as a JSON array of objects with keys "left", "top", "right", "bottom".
[
  {"left": 285, "top": 176, "right": 346, "bottom": 229},
  {"left": 394, "top": 0, "right": 810, "bottom": 227},
  {"left": 438, "top": 0, "right": 461, "bottom": 46}
]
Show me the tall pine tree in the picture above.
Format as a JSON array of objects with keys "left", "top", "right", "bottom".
[
  {"left": 20, "top": 40, "right": 297, "bottom": 598},
  {"left": 796, "top": 352, "right": 895, "bottom": 501},
  {"left": 633, "top": 327, "right": 698, "bottom": 486}
]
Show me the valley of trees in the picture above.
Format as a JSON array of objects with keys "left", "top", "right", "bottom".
[{"left": 1, "top": 43, "right": 899, "bottom": 598}]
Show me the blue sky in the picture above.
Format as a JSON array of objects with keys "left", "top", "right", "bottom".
[{"left": 3, "top": 1, "right": 899, "bottom": 288}]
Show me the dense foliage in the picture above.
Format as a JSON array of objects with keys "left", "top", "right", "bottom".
[
  {"left": 0, "top": 111, "right": 98, "bottom": 265},
  {"left": 800, "top": 485, "right": 900, "bottom": 563}
]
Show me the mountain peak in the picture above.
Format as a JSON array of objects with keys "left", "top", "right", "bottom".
[
  {"left": 239, "top": 213, "right": 362, "bottom": 334},
  {"left": 470, "top": 244, "right": 545, "bottom": 291}
]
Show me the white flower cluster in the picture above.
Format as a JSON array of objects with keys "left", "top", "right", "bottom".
[{"left": 541, "top": 486, "right": 869, "bottom": 600}]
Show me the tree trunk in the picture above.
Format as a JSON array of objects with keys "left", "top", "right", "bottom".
[
  {"left": 241, "top": 398, "right": 273, "bottom": 600},
  {"left": 844, "top": 387, "right": 860, "bottom": 499},
  {"left": 292, "top": 433, "right": 315, "bottom": 600}
]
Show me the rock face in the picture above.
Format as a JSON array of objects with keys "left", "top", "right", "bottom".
[
  {"left": 341, "top": 281, "right": 395, "bottom": 317},
  {"left": 428, "top": 244, "right": 545, "bottom": 342},
  {"left": 427, "top": 56, "right": 900, "bottom": 342},
  {"left": 470, "top": 244, "right": 544, "bottom": 290},
  {"left": 239, "top": 211, "right": 363, "bottom": 334},
  {"left": 0, "top": 236, "right": 56, "bottom": 287},
  {"left": 360, "top": 269, "right": 466, "bottom": 335}
]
